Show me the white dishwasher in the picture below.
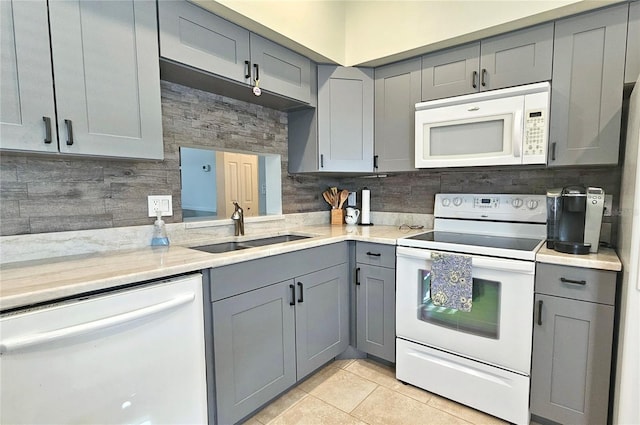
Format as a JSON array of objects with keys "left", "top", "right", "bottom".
[{"left": 0, "top": 273, "right": 208, "bottom": 424}]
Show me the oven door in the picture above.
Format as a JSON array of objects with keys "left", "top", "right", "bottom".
[{"left": 396, "top": 246, "right": 534, "bottom": 374}]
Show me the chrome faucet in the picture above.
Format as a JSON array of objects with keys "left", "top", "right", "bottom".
[{"left": 231, "top": 202, "right": 244, "bottom": 236}]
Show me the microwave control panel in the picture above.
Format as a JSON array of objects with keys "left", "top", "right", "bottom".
[{"left": 524, "top": 109, "right": 546, "bottom": 157}]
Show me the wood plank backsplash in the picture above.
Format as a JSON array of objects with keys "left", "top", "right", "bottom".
[{"left": 0, "top": 81, "right": 621, "bottom": 238}]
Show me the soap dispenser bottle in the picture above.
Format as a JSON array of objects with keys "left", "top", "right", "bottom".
[{"left": 151, "top": 211, "right": 170, "bottom": 246}]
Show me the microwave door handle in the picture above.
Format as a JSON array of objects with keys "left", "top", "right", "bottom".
[{"left": 513, "top": 110, "right": 523, "bottom": 158}]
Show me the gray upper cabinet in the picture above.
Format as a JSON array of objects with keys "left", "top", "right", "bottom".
[
  {"left": 626, "top": 1, "right": 640, "bottom": 84},
  {"left": 249, "top": 34, "right": 312, "bottom": 104},
  {"left": 421, "top": 23, "right": 553, "bottom": 101},
  {"left": 549, "top": 4, "right": 628, "bottom": 166},
  {"left": 374, "top": 58, "right": 421, "bottom": 172},
  {"left": 421, "top": 42, "right": 480, "bottom": 101},
  {"left": 0, "top": 0, "right": 57, "bottom": 153},
  {"left": 288, "top": 65, "right": 374, "bottom": 173},
  {"left": 318, "top": 65, "right": 374, "bottom": 172},
  {"left": 158, "top": 0, "right": 250, "bottom": 86},
  {"left": 531, "top": 263, "right": 617, "bottom": 425},
  {"left": 158, "top": 0, "right": 311, "bottom": 104},
  {"left": 1, "top": 0, "right": 163, "bottom": 159}
]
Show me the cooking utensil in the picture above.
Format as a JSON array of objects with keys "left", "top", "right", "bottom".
[
  {"left": 322, "top": 191, "right": 334, "bottom": 208},
  {"left": 337, "top": 189, "right": 349, "bottom": 209}
]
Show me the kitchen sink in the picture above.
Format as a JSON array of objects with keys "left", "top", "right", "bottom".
[{"left": 192, "top": 234, "right": 311, "bottom": 254}]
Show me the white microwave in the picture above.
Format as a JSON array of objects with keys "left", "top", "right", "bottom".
[{"left": 415, "top": 82, "right": 550, "bottom": 168}]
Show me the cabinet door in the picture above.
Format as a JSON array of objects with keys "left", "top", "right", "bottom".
[
  {"left": 295, "top": 263, "right": 349, "bottom": 379},
  {"left": 250, "top": 33, "right": 311, "bottom": 104},
  {"left": 213, "top": 280, "right": 297, "bottom": 425},
  {"left": 480, "top": 23, "right": 553, "bottom": 91},
  {"left": 0, "top": 0, "right": 57, "bottom": 153},
  {"left": 356, "top": 264, "right": 396, "bottom": 362},
  {"left": 158, "top": 0, "right": 250, "bottom": 85},
  {"left": 530, "top": 294, "right": 615, "bottom": 425},
  {"left": 626, "top": 1, "right": 640, "bottom": 84},
  {"left": 374, "top": 58, "right": 421, "bottom": 172},
  {"left": 318, "top": 65, "right": 374, "bottom": 172},
  {"left": 421, "top": 42, "right": 480, "bottom": 101},
  {"left": 49, "top": 0, "right": 164, "bottom": 159},
  {"left": 549, "top": 4, "right": 628, "bottom": 166}
]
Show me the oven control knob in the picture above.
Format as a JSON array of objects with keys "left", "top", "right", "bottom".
[
  {"left": 511, "top": 198, "right": 523, "bottom": 208},
  {"left": 527, "top": 199, "right": 539, "bottom": 210},
  {"left": 452, "top": 197, "right": 463, "bottom": 206},
  {"left": 441, "top": 198, "right": 451, "bottom": 207}
]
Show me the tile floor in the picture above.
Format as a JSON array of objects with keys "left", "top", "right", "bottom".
[{"left": 244, "top": 358, "right": 508, "bottom": 425}]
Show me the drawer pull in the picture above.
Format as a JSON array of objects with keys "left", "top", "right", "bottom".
[
  {"left": 560, "top": 277, "right": 587, "bottom": 285},
  {"left": 366, "top": 252, "right": 381, "bottom": 257},
  {"left": 289, "top": 284, "right": 295, "bottom": 306},
  {"left": 43, "top": 116, "right": 52, "bottom": 144},
  {"left": 355, "top": 267, "right": 360, "bottom": 285},
  {"left": 537, "top": 300, "right": 543, "bottom": 326}
]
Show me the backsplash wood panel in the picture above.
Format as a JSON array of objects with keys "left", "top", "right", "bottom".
[{"left": 0, "top": 81, "right": 622, "bottom": 241}]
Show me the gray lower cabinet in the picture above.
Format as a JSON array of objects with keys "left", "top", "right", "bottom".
[
  {"left": 421, "top": 22, "right": 553, "bottom": 101},
  {"left": 549, "top": 4, "right": 628, "bottom": 166},
  {"left": 626, "top": 1, "right": 640, "bottom": 84},
  {"left": 212, "top": 280, "right": 297, "bottom": 425},
  {"left": 158, "top": 0, "right": 311, "bottom": 104},
  {"left": 2, "top": 0, "right": 163, "bottom": 159},
  {"left": 355, "top": 243, "right": 396, "bottom": 363},
  {"left": 374, "top": 58, "right": 421, "bottom": 172},
  {"left": 530, "top": 263, "right": 617, "bottom": 425},
  {"left": 210, "top": 244, "right": 349, "bottom": 424}
]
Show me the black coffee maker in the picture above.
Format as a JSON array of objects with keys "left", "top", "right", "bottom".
[{"left": 546, "top": 186, "right": 605, "bottom": 254}]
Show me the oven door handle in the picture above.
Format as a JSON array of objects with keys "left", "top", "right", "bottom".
[{"left": 396, "top": 246, "right": 534, "bottom": 274}]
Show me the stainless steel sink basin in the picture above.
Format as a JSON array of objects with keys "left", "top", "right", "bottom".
[
  {"left": 192, "top": 241, "right": 250, "bottom": 254},
  {"left": 192, "top": 234, "right": 311, "bottom": 254},
  {"left": 242, "top": 234, "right": 310, "bottom": 247}
]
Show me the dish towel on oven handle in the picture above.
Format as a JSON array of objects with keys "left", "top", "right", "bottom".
[{"left": 430, "top": 252, "right": 473, "bottom": 312}]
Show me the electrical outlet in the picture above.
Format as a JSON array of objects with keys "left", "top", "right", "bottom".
[
  {"left": 148, "top": 195, "right": 173, "bottom": 217},
  {"left": 603, "top": 194, "right": 613, "bottom": 216}
]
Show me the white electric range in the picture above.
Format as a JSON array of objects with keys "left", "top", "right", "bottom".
[{"left": 395, "top": 193, "right": 547, "bottom": 425}]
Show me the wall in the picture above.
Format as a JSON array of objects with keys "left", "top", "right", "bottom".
[
  {"left": 181, "top": 147, "right": 217, "bottom": 213},
  {"left": 193, "top": 0, "right": 619, "bottom": 67},
  {"left": 0, "top": 80, "right": 622, "bottom": 240}
]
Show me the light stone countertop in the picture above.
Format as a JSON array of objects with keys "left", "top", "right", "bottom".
[
  {"left": 1, "top": 224, "right": 623, "bottom": 311},
  {"left": 0, "top": 224, "right": 423, "bottom": 311},
  {"left": 536, "top": 245, "right": 622, "bottom": 272}
]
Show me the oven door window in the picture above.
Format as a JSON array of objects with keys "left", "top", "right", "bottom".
[{"left": 419, "top": 269, "right": 500, "bottom": 339}]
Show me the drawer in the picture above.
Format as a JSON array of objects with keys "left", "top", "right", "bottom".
[
  {"left": 535, "top": 263, "right": 617, "bottom": 305},
  {"left": 356, "top": 242, "right": 396, "bottom": 268}
]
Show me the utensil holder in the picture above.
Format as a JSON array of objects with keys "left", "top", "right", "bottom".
[{"left": 331, "top": 209, "right": 343, "bottom": 225}]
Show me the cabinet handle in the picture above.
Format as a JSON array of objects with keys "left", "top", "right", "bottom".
[
  {"left": 355, "top": 267, "right": 360, "bottom": 285},
  {"left": 374, "top": 155, "right": 379, "bottom": 169},
  {"left": 366, "top": 252, "right": 381, "bottom": 257},
  {"left": 560, "top": 277, "right": 587, "bottom": 285},
  {"left": 289, "top": 284, "right": 295, "bottom": 306},
  {"left": 472, "top": 71, "right": 478, "bottom": 89},
  {"left": 64, "top": 119, "right": 74, "bottom": 146},
  {"left": 551, "top": 142, "right": 556, "bottom": 161},
  {"left": 253, "top": 63, "right": 260, "bottom": 82},
  {"left": 481, "top": 69, "right": 487, "bottom": 87},
  {"left": 320, "top": 154, "right": 324, "bottom": 168},
  {"left": 43, "top": 116, "right": 52, "bottom": 144},
  {"left": 537, "top": 300, "right": 543, "bottom": 326},
  {"left": 297, "top": 282, "right": 304, "bottom": 303},
  {"left": 244, "top": 60, "right": 251, "bottom": 79}
]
